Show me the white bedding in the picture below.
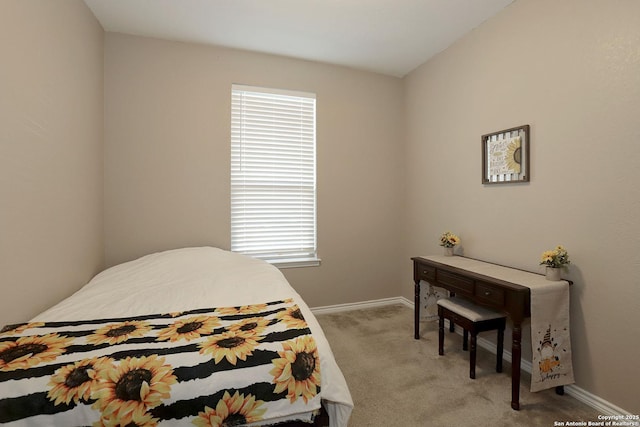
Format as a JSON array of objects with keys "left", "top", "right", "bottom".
[{"left": 33, "top": 247, "right": 353, "bottom": 427}]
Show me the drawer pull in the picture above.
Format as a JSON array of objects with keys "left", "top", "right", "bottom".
[
  {"left": 423, "top": 270, "right": 428, "bottom": 274},
  {"left": 485, "top": 291, "right": 491, "bottom": 296}
]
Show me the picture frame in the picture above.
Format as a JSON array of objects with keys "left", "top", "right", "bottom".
[{"left": 482, "top": 124, "right": 530, "bottom": 184}]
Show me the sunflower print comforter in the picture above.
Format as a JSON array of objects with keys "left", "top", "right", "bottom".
[{"left": 0, "top": 299, "right": 321, "bottom": 427}]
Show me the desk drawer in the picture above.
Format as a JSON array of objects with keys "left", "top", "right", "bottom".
[
  {"left": 437, "top": 271, "right": 473, "bottom": 296},
  {"left": 416, "top": 264, "right": 436, "bottom": 282},
  {"left": 475, "top": 281, "right": 505, "bottom": 308}
]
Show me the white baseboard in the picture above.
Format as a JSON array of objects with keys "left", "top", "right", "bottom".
[
  {"left": 310, "top": 296, "right": 409, "bottom": 315},
  {"left": 473, "top": 336, "right": 629, "bottom": 415},
  {"left": 312, "top": 296, "right": 631, "bottom": 416}
]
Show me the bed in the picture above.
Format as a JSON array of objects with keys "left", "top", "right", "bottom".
[{"left": 0, "top": 247, "right": 353, "bottom": 427}]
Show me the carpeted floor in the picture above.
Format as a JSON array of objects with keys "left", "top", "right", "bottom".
[{"left": 315, "top": 304, "right": 600, "bottom": 427}]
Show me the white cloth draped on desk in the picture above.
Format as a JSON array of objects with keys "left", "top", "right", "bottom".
[
  {"left": 421, "top": 255, "right": 575, "bottom": 392},
  {"left": 529, "top": 279, "right": 575, "bottom": 392}
]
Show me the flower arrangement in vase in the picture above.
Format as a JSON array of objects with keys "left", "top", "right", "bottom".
[
  {"left": 539, "top": 245, "right": 570, "bottom": 280},
  {"left": 439, "top": 231, "right": 460, "bottom": 256}
]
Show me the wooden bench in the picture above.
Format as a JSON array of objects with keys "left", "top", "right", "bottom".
[{"left": 437, "top": 297, "right": 506, "bottom": 379}]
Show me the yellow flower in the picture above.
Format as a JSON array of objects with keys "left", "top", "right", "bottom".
[
  {"left": 270, "top": 336, "right": 321, "bottom": 404},
  {"left": 440, "top": 231, "right": 460, "bottom": 247},
  {"left": 216, "top": 304, "right": 268, "bottom": 316},
  {"left": 87, "top": 321, "right": 152, "bottom": 346},
  {"left": 0, "top": 322, "right": 45, "bottom": 336},
  {"left": 540, "top": 245, "right": 570, "bottom": 268},
  {"left": 0, "top": 333, "right": 73, "bottom": 371},
  {"left": 48, "top": 357, "right": 114, "bottom": 405},
  {"left": 192, "top": 391, "right": 266, "bottom": 427},
  {"left": 156, "top": 315, "right": 220, "bottom": 342},
  {"left": 276, "top": 305, "right": 308, "bottom": 329},
  {"left": 227, "top": 317, "right": 271, "bottom": 336},
  {"left": 94, "top": 411, "right": 159, "bottom": 427},
  {"left": 540, "top": 250, "right": 556, "bottom": 264},
  {"left": 198, "top": 330, "right": 262, "bottom": 365},
  {"left": 91, "top": 355, "right": 177, "bottom": 426}
]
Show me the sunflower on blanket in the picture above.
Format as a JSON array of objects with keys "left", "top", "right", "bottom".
[
  {"left": 270, "top": 336, "right": 321, "bottom": 404},
  {"left": 193, "top": 391, "right": 266, "bottom": 427},
  {"left": 156, "top": 315, "right": 220, "bottom": 342},
  {"left": 90, "top": 355, "right": 176, "bottom": 426},
  {"left": 215, "top": 303, "right": 268, "bottom": 316},
  {"left": 87, "top": 320, "right": 152, "bottom": 346},
  {"left": 48, "top": 356, "right": 114, "bottom": 405},
  {"left": 275, "top": 304, "right": 308, "bottom": 329},
  {"left": 227, "top": 317, "right": 271, "bottom": 336},
  {"left": 94, "top": 411, "right": 159, "bottom": 427},
  {"left": 0, "top": 321, "right": 44, "bottom": 336},
  {"left": 199, "top": 329, "right": 263, "bottom": 365},
  {"left": 0, "top": 333, "right": 73, "bottom": 371}
]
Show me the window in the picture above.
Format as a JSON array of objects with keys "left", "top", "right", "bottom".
[{"left": 231, "top": 85, "right": 318, "bottom": 268}]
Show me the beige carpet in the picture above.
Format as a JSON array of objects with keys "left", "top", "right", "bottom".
[{"left": 316, "top": 304, "right": 600, "bottom": 427}]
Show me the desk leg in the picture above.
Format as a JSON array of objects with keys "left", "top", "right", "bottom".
[
  {"left": 414, "top": 280, "right": 420, "bottom": 339},
  {"left": 511, "top": 323, "right": 522, "bottom": 410}
]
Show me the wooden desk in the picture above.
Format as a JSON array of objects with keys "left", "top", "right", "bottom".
[{"left": 413, "top": 255, "right": 549, "bottom": 410}]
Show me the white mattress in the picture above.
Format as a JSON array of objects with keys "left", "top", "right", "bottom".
[{"left": 33, "top": 247, "right": 353, "bottom": 427}]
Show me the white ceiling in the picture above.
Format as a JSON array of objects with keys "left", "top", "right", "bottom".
[{"left": 84, "top": 0, "right": 515, "bottom": 78}]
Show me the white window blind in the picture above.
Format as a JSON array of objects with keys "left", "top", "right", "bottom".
[{"left": 231, "top": 85, "right": 318, "bottom": 267}]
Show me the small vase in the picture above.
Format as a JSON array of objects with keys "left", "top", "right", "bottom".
[
  {"left": 545, "top": 266, "right": 562, "bottom": 281},
  {"left": 444, "top": 246, "right": 454, "bottom": 257}
]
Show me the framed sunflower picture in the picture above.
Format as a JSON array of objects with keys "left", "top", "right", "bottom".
[{"left": 482, "top": 124, "right": 530, "bottom": 184}]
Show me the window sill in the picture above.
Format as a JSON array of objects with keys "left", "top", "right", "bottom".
[{"left": 270, "top": 258, "right": 322, "bottom": 269}]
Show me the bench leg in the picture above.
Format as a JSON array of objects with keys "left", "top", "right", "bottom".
[
  {"left": 463, "top": 329, "right": 469, "bottom": 351},
  {"left": 469, "top": 332, "right": 477, "bottom": 379},
  {"left": 438, "top": 316, "right": 445, "bottom": 356},
  {"left": 497, "top": 327, "right": 504, "bottom": 373}
]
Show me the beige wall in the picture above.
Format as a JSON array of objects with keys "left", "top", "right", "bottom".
[
  {"left": 104, "top": 33, "right": 405, "bottom": 308},
  {"left": 3, "top": 0, "right": 637, "bottom": 414},
  {"left": 403, "top": 0, "right": 640, "bottom": 413},
  {"left": 0, "top": 0, "right": 104, "bottom": 327}
]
